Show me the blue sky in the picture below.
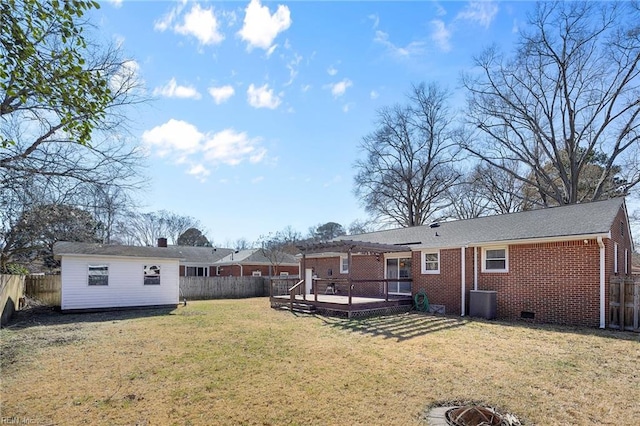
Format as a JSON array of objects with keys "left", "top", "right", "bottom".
[{"left": 92, "top": 1, "right": 535, "bottom": 246}]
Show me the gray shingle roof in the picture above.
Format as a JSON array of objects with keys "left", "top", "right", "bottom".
[
  {"left": 165, "top": 246, "right": 234, "bottom": 263},
  {"left": 53, "top": 242, "right": 235, "bottom": 262},
  {"left": 334, "top": 197, "right": 626, "bottom": 250},
  {"left": 54, "top": 241, "right": 186, "bottom": 259},
  {"left": 215, "top": 249, "right": 299, "bottom": 265}
]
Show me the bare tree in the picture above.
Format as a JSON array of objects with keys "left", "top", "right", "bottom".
[
  {"left": 444, "top": 177, "right": 490, "bottom": 220},
  {"left": 224, "top": 238, "right": 251, "bottom": 251},
  {"left": 473, "top": 160, "right": 528, "bottom": 214},
  {"left": 122, "top": 211, "right": 202, "bottom": 246},
  {"left": 347, "top": 219, "right": 376, "bottom": 235},
  {"left": 462, "top": 1, "right": 640, "bottom": 207},
  {"left": 354, "top": 83, "right": 461, "bottom": 227},
  {"left": 0, "top": 0, "right": 146, "bottom": 268},
  {"left": 252, "top": 225, "right": 306, "bottom": 275}
]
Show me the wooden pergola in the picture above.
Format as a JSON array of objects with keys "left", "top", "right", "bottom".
[{"left": 294, "top": 239, "right": 412, "bottom": 307}]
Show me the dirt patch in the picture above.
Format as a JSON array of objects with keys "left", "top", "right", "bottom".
[{"left": 1, "top": 303, "right": 88, "bottom": 370}]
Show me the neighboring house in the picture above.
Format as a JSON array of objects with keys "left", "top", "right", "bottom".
[
  {"left": 302, "top": 197, "right": 634, "bottom": 328},
  {"left": 53, "top": 241, "right": 184, "bottom": 311},
  {"left": 165, "top": 246, "right": 234, "bottom": 277},
  {"left": 214, "top": 248, "right": 299, "bottom": 277}
]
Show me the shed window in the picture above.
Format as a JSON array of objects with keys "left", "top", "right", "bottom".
[
  {"left": 252, "top": 270, "right": 262, "bottom": 277},
  {"left": 482, "top": 248, "right": 508, "bottom": 272},
  {"left": 144, "top": 265, "right": 161, "bottom": 285},
  {"left": 88, "top": 265, "right": 108, "bottom": 286}
]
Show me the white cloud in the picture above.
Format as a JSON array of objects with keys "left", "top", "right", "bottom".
[
  {"left": 284, "top": 53, "right": 302, "bottom": 86},
  {"left": 154, "top": 1, "right": 186, "bottom": 32},
  {"left": 370, "top": 90, "right": 379, "bottom": 100},
  {"left": 142, "top": 119, "right": 268, "bottom": 180},
  {"left": 108, "top": 0, "right": 123, "bottom": 8},
  {"left": 142, "top": 119, "right": 203, "bottom": 162},
  {"left": 327, "top": 66, "right": 338, "bottom": 76},
  {"left": 368, "top": 14, "right": 379, "bottom": 29},
  {"left": 323, "top": 175, "right": 343, "bottom": 188},
  {"left": 188, "top": 164, "right": 210, "bottom": 182},
  {"left": 203, "top": 129, "right": 266, "bottom": 166},
  {"left": 208, "top": 85, "right": 235, "bottom": 104},
  {"left": 301, "top": 84, "right": 311, "bottom": 93},
  {"left": 251, "top": 176, "right": 264, "bottom": 184},
  {"left": 434, "top": 2, "right": 447, "bottom": 17},
  {"left": 247, "top": 83, "right": 282, "bottom": 109},
  {"left": 238, "top": 0, "right": 292, "bottom": 52},
  {"left": 342, "top": 103, "right": 354, "bottom": 113},
  {"left": 155, "top": 2, "right": 224, "bottom": 45},
  {"left": 456, "top": 1, "right": 499, "bottom": 29},
  {"left": 430, "top": 20, "right": 452, "bottom": 52},
  {"left": 374, "top": 30, "right": 425, "bottom": 58},
  {"left": 327, "top": 79, "right": 352, "bottom": 98},
  {"left": 175, "top": 3, "right": 224, "bottom": 45},
  {"left": 153, "top": 78, "right": 202, "bottom": 99},
  {"left": 110, "top": 60, "right": 141, "bottom": 93}
]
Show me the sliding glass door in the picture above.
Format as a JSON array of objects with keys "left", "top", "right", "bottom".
[{"left": 386, "top": 256, "right": 412, "bottom": 295}]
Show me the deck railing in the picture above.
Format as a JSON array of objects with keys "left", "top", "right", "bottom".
[{"left": 312, "top": 278, "right": 412, "bottom": 305}]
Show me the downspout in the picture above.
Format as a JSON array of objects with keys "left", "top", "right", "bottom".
[
  {"left": 461, "top": 246, "right": 466, "bottom": 316},
  {"left": 234, "top": 263, "right": 243, "bottom": 276},
  {"left": 597, "top": 237, "right": 605, "bottom": 329},
  {"left": 474, "top": 247, "right": 478, "bottom": 290}
]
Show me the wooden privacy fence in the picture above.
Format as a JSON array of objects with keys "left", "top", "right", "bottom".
[
  {"left": 1, "top": 275, "right": 25, "bottom": 326},
  {"left": 25, "top": 275, "right": 62, "bottom": 307},
  {"left": 180, "top": 276, "right": 269, "bottom": 300},
  {"left": 609, "top": 276, "right": 640, "bottom": 332}
]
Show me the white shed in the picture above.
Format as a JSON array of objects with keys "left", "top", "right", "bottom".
[{"left": 54, "top": 241, "right": 184, "bottom": 311}]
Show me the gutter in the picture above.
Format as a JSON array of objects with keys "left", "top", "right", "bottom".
[{"left": 597, "top": 236, "right": 605, "bottom": 329}]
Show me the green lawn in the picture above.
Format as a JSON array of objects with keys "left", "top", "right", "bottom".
[{"left": 1, "top": 298, "right": 638, "bottom": 425}]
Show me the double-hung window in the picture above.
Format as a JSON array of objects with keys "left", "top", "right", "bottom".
[
  {"left": 88, "top": 265, "right": 109, "bottom": 286},
  {"left": 340, "top": 256, "right": 349, "bottom": 274},
  {"left": 421, "top": 251, "right": 440, "bottom": 274},
  {"left": 482, "top": 247, "right": 508, "bottom": 272}
]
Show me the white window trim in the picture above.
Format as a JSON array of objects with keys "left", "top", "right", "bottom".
[
  {"left": 279, "top": 271, "right": 289, "bottom": 276},
  {"left": 185, "top": 265, "right": 209, "bottom": 277},
  {"left": 340, "top": 255, "right": 348, "bottom": 274},
  {"left": 252, "top": 270, "right": 262, "bottom": 277},
  {"left": 88, "top": 264, "right": 109, "bottom": 286},
  {"left": 421, "top": 250, "right": 440, "bottom": 274},
  {"left": 614, "top": 243, "right": 618, "bottom": 274},
  {"left": 144, "top": 265, "right": 161, "bottom": 285},
  {"left": 481, "top": 246, "right": 509, "bottom": 273},
  {"left": 384, "top": 253, "right": 413, "bottom": 296}
]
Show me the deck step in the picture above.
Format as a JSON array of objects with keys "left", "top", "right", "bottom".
[{"left": 289, "top": 302, "right": 317, "bottom": 314}]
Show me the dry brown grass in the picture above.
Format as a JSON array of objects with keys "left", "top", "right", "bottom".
[{"left": 1, "top": 298, "right": 638, "bottom": 425}]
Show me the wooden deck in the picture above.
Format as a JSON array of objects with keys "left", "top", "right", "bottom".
[{"left": 270, "top": 294, "right": 413, "bottom": 318}]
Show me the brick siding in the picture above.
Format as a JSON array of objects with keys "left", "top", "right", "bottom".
[{"left": 301, "top": 205, "right": 634, "bottom": 328}]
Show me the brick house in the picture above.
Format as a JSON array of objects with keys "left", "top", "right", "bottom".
[
  {"left": 302, "top": 198, "right": 634, "bottom": 328},
  {"left": 170, "top": 245, "right": 234, "bottom": 277},
  {"left": 214, "top": 248, "right": 299, "bottom": 277}
]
